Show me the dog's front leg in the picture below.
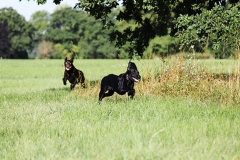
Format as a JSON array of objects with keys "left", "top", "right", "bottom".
[
  {"left": 63, "top": 72, "right": 68, "bottom": 85},
  {"left": 62, "top": 77, "right": 67, "bottom": 85},
  {"left": 128, "top": 89, "right": 135, "bottom": 99}
]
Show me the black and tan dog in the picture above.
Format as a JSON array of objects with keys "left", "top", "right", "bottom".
[
  {"left": 62, "top": 57, "right": 85, "bottom": 90},
  {"left": 98, "top": 62, "right": 141, "bottom": 102}
]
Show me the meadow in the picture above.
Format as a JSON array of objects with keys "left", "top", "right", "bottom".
[{"left": 0, "top": 59, "right": 240, "bottom": 159}]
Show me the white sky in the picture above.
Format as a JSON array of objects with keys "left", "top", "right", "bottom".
[{"left": 0, "top": 0, "right": 79, "bottom": 21}]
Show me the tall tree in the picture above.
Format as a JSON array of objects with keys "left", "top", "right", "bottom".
[
  {"left": 29, "top": 10, "right": 50, "bottom": 58},
  {"left": 29, "top": 10, "right": 50, "bottom": 42},
  {"left": 45, "top": 6, "right": 118, "bottom": 59},
  {"left": 174, "top": 4, "right": 240, "bottom": 57},
  {"left": 45, "top": 7, "right": 80, "bottom": 44},
  {"left": 0, "top": 7, "right": 35, "bottom": 59}
]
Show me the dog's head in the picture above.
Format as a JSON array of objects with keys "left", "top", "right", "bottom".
[
  {"left": 64, "top": 57, "right": 74, "bottom": 71},
  {"left": 126, "top": 62, "right": 141, "bottom": 82}
]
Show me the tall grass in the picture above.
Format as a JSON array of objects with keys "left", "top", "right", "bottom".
[
  {"left": 0, "top": 59, "right": 240, "bottom": 159},
  {"left": 139, "top": 58, "right": 240, "bottom": 106}
]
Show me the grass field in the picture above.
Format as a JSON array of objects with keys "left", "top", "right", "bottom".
[{"left": 0, "top": 59, "right": 240, "bottom": 159}]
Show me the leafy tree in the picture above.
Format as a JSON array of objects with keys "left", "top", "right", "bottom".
[
  {"left": 29, "top": 10, "right": 50, "bottom": 42},
  {"left": 0, "top": 7, "right": 34, "bottom": 59},
  {"left": 76, "top": 12, "right": 118, "bottom": 59},
  {"left": 144, "top": 35, "right": 179, "bottom": 59},
  {"left": 52, "top": 43, "right": 79, "bottom": 59},
  {"left": 28, "top": 0, "right": 170, "bottom": 57},
  {"left": 43, "top": 7, "right": 85, "bottom": 58},
  {"left": 30, "top": 0, "right": 239, "bottom": 58},
  {"left": 45, "top": 6, "right": 118, "bottom": 59},
  {"left": 45, "top": 7, "right": 79, "bottom": 44},
  {"left": 29, "top": 10, "right": 50, "bottom": 58},
  {"left": 174, "top": 4, "right": 240, "bottom": 58}
]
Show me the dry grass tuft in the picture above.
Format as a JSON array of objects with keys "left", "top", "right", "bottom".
[{"left": 137, "top": 59, "right": 240, "bottom": 106}]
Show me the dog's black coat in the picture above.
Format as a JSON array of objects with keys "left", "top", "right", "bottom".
[
  {"left": 98, "top": 62, "right": 141, "bottom": 101},
  {"left": 62, "top": 57, "right": 85, "bottom": 90}
]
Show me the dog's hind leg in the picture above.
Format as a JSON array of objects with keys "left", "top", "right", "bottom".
[
  {"left": 104, "top": 90, "right": 114, "bottom": 97},
  {"left": 81, "top": 83, "right": 85, "bottom": 88},
  {"left": 70, "top": 80, "right": 77, "bottom": 90},
  {"left": 99, "top": 89, "right": 114, "bottom": 102},
  {"left": 70, "top": 84, "right": 75, "bottom": 90},
  {"left": 99, "top": 86, "right": 106, "bottom": 102},
  {"left": 78, "top": 70, "right": 85, "bottom": 88}
]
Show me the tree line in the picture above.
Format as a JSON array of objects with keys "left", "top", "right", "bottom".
[
  {"left": 0, "top": 6, "right": 122, "bottom": 59},
  {"left": 1, "top": 0, "right": 240, "bottom": 59}
]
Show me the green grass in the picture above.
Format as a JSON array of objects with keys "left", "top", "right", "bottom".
[{"left": 0, "top": 59, "right": 240, "bottom": 159}]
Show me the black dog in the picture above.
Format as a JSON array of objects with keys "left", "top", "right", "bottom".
[
  {"left": 62, "top": 57, "right": 85, "bottom": 90},
  {"left": 98, "top": 62, "right": 141, "bottom": 102}
]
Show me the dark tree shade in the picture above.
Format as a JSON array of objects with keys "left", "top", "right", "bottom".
[
  {"left": 0, "top": 22, "right": 13, "bottom": 58},
  {"left": 0, "top": 7, "right": 35, "bottom": 59}
]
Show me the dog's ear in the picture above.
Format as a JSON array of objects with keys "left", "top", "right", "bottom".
[
  {"left": 127, "top": 63, "right": 131, "bottom": 70},
  {"left": 128, "top": 62, "right": 137, "bottom": 70},
  {"left": 65, "top": 57, "right": 67, "bottom": 61}
]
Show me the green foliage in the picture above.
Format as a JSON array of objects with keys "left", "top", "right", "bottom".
[
  {"left": 44, "top": 7, "right": 119, "bottom": 59},
  {"left": 70, "top": 0, "right": 237, "bottom": 57},
  {"left": 174, "top": 5, "right": 240, "bottom": 58},
  {"left": 16, "top": 0, "right": 240, "bottom": 59},
  {"left": 45, "top": 7, "right": 79, "bottom": 44},
  {"left": 29, "top": 10, "right": 50, "bottom": 42},
  {"left": 144, "top": 35, "right": 179, "bottom": 58},
  {"left": 0, "top": 7, "right": 35, "bottom": 58},
  {"left": 51, "top": 43, "right": 79, "bottom": 59},
  {"left": 29, "top": 11, "right": 51, "bottom": 59}
]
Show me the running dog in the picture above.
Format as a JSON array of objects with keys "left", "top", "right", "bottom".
[
  {"left": 62, "top": 57, "right": 85, "bottom": 90},
  {"left": 98, "top": 62, "right": 141, "bottom": 102}
]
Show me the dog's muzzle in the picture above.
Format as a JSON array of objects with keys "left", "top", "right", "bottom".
[
  {"left": 132, "top": 75, "right": 141, "bottom": 82},
  {"left": 65, "top": 67, "right": 71, "bottom": 71},
  {"left": 132, "top": 77, "right": 139, "bottom": 82},
  {"left": 65, "top": 62, "right": 72, "bottom": 70}
]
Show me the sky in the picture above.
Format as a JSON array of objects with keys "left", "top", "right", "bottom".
[{"left": 0, "top": 0, "right": 78, "bottom": 21}]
